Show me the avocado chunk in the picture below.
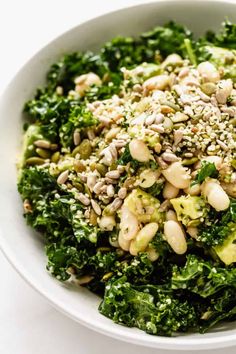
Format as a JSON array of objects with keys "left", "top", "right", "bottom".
[
  {"left": 214, "top": 225, "right": 236, "bottom": 265},
  {"left": 170, "top": 195, "right": 207, "bottom": 226},
  {"left": 126, "top": 63, "right": 161, "bottom": 82},
  {"left": 128, "top": 125, "right": 160, "bottom": 148},
  {"left": 205, "top": 45, "right": 236, "bottom": 81},
  {"left": 123, "top": 188, "right": 163, "bottom": 224},
  {"left": 19, "top": 124, "right": 44, "bottom": 168}
]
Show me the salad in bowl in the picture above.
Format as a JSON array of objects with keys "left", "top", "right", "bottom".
[{"left": 18, "top": 20, "right": 236, "bottom": 336}]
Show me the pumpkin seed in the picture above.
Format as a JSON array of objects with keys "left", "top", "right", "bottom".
[
  {"left": 51, "top": 151, "right": 60, "bottom": 163},
  {"left": 36, "top": 148, "right": 51, "bottom": 159},
  {"left": 25, "top": 157, "right": 45, "bottom": 166}
]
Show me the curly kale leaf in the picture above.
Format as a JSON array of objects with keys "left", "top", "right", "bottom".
[
  {"left": 200, "top": 288, "right": 236, "bottom": 333},
  {"left": 150, "top": 232, "right": 172, "bottom": 257},
  {"left": 117, "top": 144, "right": 139, "bottom": 169},
  {"left": 193, "top": 161, "right": 218, "bottom": 185},
  {"left": 116, "top": 253, "right": 154, "bottom": 285},
  {"left": 144, "top": 181, "right": 163, "bottom": 197},
  {"left": 197, "top": 199, "right": 236, "bottom": 246},
  {"left": 204, "top": 21, "right": 236, "bottom": 49},
  {"left": 46, "top": 245, "right": 92, "bottom": 281},
  {"left": 141, "top": 21, "right": 193, "bottom": 58},
  {"left": 59, "top": 104, "right": 98, "bottom": 147},
  {"left": 18, "top": 167, "right": 97, "bottom": 244},
  {"left": 24, "top": 93, "right": 78, "bottom": 142},
  {"left": 99, "top": 277, "right": 197, "bottom": 336},
  {"left": 171, "top": 254, "right": 236, "bottom": 297},
  {"left": 101, "top": 36, "right": 154, "bottom": 72}
]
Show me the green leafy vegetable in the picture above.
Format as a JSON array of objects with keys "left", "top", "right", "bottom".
[
  {"left": 193, "top": 161, "right": 219, "bottom": 185},
  {"left": 99, "top": 277, "right": 197, "bottom": 336},
  {"left": 197, "top": 199, "right": 236, "bottom": 246},
  {"left": 117, "top": 144, "right": 139, "bottom": 169},
  {"left": 171, "top": 254, "right": 236, "bottom": 297}
]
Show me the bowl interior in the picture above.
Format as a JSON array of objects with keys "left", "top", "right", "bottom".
[{"left": 0, "top": 0, "right": 236, "bottom": 350}]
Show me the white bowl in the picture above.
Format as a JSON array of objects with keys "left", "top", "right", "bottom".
[{"left": 1, "top": 0, "right": 236, "bottom": 350}]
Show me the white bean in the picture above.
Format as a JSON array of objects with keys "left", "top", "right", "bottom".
[
  {"left": 75, "top": 72, "right": 101, "bottom": 96},
  {"left": 99, "top": 215, "right": 116, "bottom": 231},
  {"left": 120, "top": 206, "right": 139, "bottom": 240},
  {"left": 184, "top": 183, "right": 201, "bottom": 196},
  {"left": 129, "top": 139, "right": 151, "bottom": 162},
  {"left": 215, "top": 79, "right": 233, "bottom": 104},
  {"left": 197, "top": 61, "right": 220, "bottom": 83},
  {"left": 166, "top": 209, "right": 178, "bottom": 221},
  {"left": 161, "top": 54, "right": 182, "bottom": 68},
  {"left": 162, "top": 162, "right": 191, "bottom": 189},
  {"left": 163, "top": 181, "right": 179, "bottom": 199},
  {"left": 202, "top": 178, "right": 230, "bottom": 211},
  {"left": 139, "top": 169, "right": 160, "bottom": 188},
  {"left": 129, "top": 222, "right": 159, "bottom": 256},
  {"left": 164, "top": 220, "right": 187, "bottom": 255},
  {"left": 143, "top": 74, "right": 169, "bottom": 91},
  {"left": 118, "top": 231, "right": 130, "bottom": 251}
]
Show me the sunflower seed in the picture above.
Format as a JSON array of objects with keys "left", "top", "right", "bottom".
[
  {"left": 118, "top": 187, "right": 127, "bottom": 199},
  {"left": 91, "top": 199, "right": 102, "bottom": 215},
  {"left": 73, "top": 129, "right": 81, "bottom": 146},
  {"left": 34, "top": 139, "right": 51, "bottom": 149},
  {"left": 93, "top": 181, "right": 104, "bottom": 194},
  {"left": 87, "top": 129, "right": 95, "bottom": 140},
  {"left": 77, "top": 193, "right": 90, "bottom": 206},
  {"left": 107, "top": 184, "right": 115, "bottom": 197},
  {"left": 162, "top": 152, "right": 179, "bottom": 162},
  {"left": 57, "top": 170, "right": 69, "bottom": 185},
  {"left": 109, "top": 198, "right": 123, "bottom": 213},
  {"left": 150, "top": 124, "right": 165, "bottom": 133},
  {"left": 105, "top": 170, "right": 120, "bottom": 179}
]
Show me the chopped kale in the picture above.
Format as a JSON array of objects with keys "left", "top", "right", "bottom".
[
  {"left": 193, "top": 161, "right": 219, "bottom": 185},
  {"left": 18, "top": 21, "right": 236, "bottom": 337},
  {"left": 99, "top": 276, "right": 197, "bottom": 336},
  {"left": 197, "top": 199, "right": 236, "bottom": 246},
  {"left": 117, "top": 144, "right": 140, "bottom": 170}
]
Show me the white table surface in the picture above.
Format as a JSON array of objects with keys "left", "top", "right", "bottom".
[{"left": 0, "top": 1, "right": 236, "bottom": 353}]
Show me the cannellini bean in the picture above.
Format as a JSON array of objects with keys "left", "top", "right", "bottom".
[
  {"left": 143, "top": 75, "right": 169, "bottom": 91},
  {"left": 146, "top": 246, "right": 159, "bottom": 262},
  {"left": 221, "top": 182, "right": 236, "bottom": 198},
  {"left": 161, "top": 54, "right": 182, "bottom": 68},
  {"left": 184, "top": 183, "right": 201, "bottom": 196},
  {"left": 197, "top": 62, "right": 220, "bottom": 83},
  {"left": 164, "top": 220, "right": 187, "bottom": 255},
  {"left": 129, "top": 139, "right": 151, "bottom": 162},
  {"left": 139, "top": 169, "right": 160, "bottom": 188},
  {"left": 202, "top": 156, "right": 223, "bottom": 170},
  {"left": 99, "top": 215, "right": 116, "bottom": 231},
  {"left": 120, "top": 206, "right": 139, "bottom": 240},
  {"left": 187, "top": 226, "right": 198, "bottom": 239},
  {"left": 163, "top": 181, "right": 179, "bottom": 199},
  {"left": 75, "top": 72, "right": 101, "bottom": 96},
  {"left": 129, "top": 222, "right": 159, "bottom": 256},
  {"left": 166, "top": 209, "right": 178, "bottom": 221},
  {"left": 118, "top": 231, "right": 130, "bottom": 251},
  {"left": 202, "top": 178, "right": 230, "bottom": 211},
  {"left": 162, "top": 161, "right": 191, "bottom": 189},
  {"left": 215, "top": 79, "right": 233, "bottom": 104}
]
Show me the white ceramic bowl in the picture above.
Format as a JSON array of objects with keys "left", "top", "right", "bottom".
[{"left": 1, "top": 0, "right": 236, "bottom": 350}]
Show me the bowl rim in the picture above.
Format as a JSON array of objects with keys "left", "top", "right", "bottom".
[{"left": 1, "top": 0, "right": 236, "bottom": 350}]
